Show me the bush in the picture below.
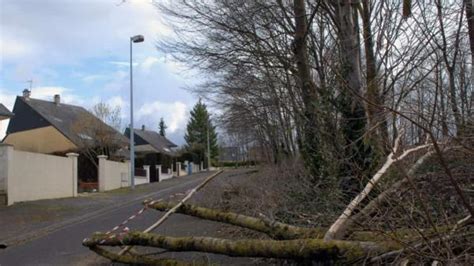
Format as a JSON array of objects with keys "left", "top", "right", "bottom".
[{"left": 218, "top": 161, "right": 259, "bottom": 168}]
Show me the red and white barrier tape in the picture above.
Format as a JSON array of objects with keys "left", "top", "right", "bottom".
[{"left": 98, "top": 190, "right": 191, "bottom": 244}]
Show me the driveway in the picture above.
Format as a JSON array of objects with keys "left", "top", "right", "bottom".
[{"left": 0, "top": 170, "right": 253, "bottom": 265}]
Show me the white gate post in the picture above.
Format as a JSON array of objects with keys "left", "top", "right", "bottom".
[
  {"left": 97, "top": 155, "right": 108, "bottom": 191},
  {"left": 157, "top": 165, "right": 162, "bottom": 182},
  {"left": 143, "top": 165, "right": 150, "bottom": 183},
  {"left": 66, "top": 153, "right": 79, "bottom": 197},
  {"left": 177, "top": 162, "right": 181, "bottom": 176}
]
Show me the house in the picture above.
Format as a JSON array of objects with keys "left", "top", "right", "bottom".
[
  {"left": 3, "top": 89, "right": 130, "bottom": 189},
  {"left": 124, "top": 125, "right": 177, "bottom": 182},
  {"left": 0, "top": 103, "right": 14, "bottom": 120},
  {"left": 3, "top": 89, "right": 128, "bottom": 154}
]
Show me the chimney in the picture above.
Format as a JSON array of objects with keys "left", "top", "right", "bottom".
[
  {"left": 54, "top": 94, "right": 60, "bottom": 105},
  {"left": 22, "top": 89, "right": 31, "bottom": 99},
  {"left": 141, "top": 125, "right": 145, "bottom": 131}
]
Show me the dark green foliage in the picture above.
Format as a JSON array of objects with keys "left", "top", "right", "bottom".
[
  {"left": 159, "top": 117, "right": 167, "bottom": 136},
  {"left": 338, "top": 91, "right": 375, "bottom": 199},
  {"left": 184, "top": 100, "right": 218, "bottom": 166},
  {"left": 300, "top": 107, "right": 325, "bottom": 181}
]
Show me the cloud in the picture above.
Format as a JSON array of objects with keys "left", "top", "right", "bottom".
[
  {"left": 1, "top": 0, "right": 172, "bottom": 66},
  {"left": 1, "top": 40, "right": 32, "bottom": 59},
  {"left": 28, "top": 86, "right": 84, "bottom": 106},
  {"left": 137, "top": 100, "right": 188, "bottom": 133},
  {"left": 141, "top": 56, "right": 159, "bottom": 74},
  {"left": 107, "top": 95, "right": 128, "bottom": 110},
  {"left": 109, "top": 61, "right": 138, "bottom": 68},
  {"left": 0, "top": 0, "right": 198, "bottom": 144},
  {"left": 106, "top": 95, "right": 128, "bottom": 121},
  {"left": 82, "top": 74, "right": 107, "bottom": 84}
]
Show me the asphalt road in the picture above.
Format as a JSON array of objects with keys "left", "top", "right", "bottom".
[{"left": 0, "top": 171, "right": 252, "bottom": 265}]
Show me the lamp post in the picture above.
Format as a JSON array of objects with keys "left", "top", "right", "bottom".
[
  {"left": 207, "top": 117, "right": 211, "bottom": 171},
  {"left": 129, "top": 34, "right": 144, "bottom": 189}
]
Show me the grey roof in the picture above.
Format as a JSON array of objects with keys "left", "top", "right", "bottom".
[
  {"left": 128, "top": 128, "right": 177, "bottom": 155},
  {"left": 21, "top": 97, "right": 128, "bottom": 147},
  {"left": 0, "top": 103, "right": 13, "bottom": 119}
]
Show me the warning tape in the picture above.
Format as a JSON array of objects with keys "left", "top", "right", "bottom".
[{"left": 99, "top": 190, "right": 191, "bottom": 244}]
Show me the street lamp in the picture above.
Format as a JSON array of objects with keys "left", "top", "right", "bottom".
[
  {"left": 207, "top": 117, "right": 211, "bottom": 171},
  {"left": 129, "top": 34, "right": 144, "bottom": 189}
]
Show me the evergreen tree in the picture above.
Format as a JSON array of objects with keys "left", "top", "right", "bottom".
[
  {"left": 159, "top": 117, "right": 167, "bottom": 136},
  {"left": 184, "top": 100, "right": 218, "bottom": 167}
]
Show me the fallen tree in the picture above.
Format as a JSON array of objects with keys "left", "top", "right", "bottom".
[
  {"left": 144, "top": 201, "right": 413, "bottom": 243},
  {"left": 83, "top": 231, "right": 397, "bottom": 262},
  {"left": 145, "top": 201, "right": 324, "bottom": 240},
  {"left": 83, "top": 139, "right": 461, "bottom": 264},
  {"left": 88, "top": 245, "right": 191, "bottom": 266},
  {"left": 83, "top": 134, "right": 473, "bottom": 264}
]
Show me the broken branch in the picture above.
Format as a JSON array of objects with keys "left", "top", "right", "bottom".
[{"left": 325, "top": 134, "right": 432, "bottom": 241}]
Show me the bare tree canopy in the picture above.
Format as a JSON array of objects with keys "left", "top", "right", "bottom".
[{"left": 85, "top": 0, "right": 474, "bottom": 264}]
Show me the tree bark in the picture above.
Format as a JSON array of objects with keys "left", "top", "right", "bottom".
[
  {"left": 361, "top": 0, "right": 389, "bottom": 153},
  {"left": 84, "top": 231, "right": 396, "bottom": 261},
  {"left": 333, "top": 0, "right": 373, "bottom": 178},
  {"left": 146, "top": 201, "right": 324, "bottom": 240},
  {"left": 464, "top": 0, "right": 474, "bottom": 131},
  {"left": 293, "top": 0, "right": 323, "bottom": 178},
  {"left": 88, "top": 245, "right": 191, "bottom": 266}
]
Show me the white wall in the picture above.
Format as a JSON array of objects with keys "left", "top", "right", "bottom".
[
  {"left": 97, "top": 156, "right": 150, "bottom": 191},
  {"left": 135, "top": 176, "right": 148, "bottom": 185},
  {"left": 98, "top": 156, "right": 130, "bottom": 191},
  {"left": 0, "top": 145, "right": 11, "bottom": 192},
  {"left": 0, "top": 144, "right": 78, "bottom": 205}
]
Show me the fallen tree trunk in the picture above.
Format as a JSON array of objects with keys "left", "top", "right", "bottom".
[
  {"left": 84, "top": 231, "right": 399, "bottom": 262},
  {"left": 146, "top": 201, "right": 423, "bottom": 243},
  {"left": 89, "top": 245, "right": 191, "bottom": 266},
  {"left": 146, "top": 201, "right": 324, "bottom": 240},
  {"left": 119, "top": 170, "right": 223, "bottom": 255}
]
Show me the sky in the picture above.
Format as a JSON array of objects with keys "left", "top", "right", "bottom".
[{"left": 0, "top": 0, "right": 199, "bottom": 145}]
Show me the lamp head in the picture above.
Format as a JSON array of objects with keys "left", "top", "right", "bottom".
[{"left": 131, "top": 35, "right": 144, "bottom": 43}]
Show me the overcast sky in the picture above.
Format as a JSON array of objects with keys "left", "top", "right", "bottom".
[{"left": 0, "top": 0, "right": 198, "bottom": 145}]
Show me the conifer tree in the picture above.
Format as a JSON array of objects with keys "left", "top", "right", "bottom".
[
  {"left": 159, "top": 117, "right": 167, "bottom": 136},
  {"left": 184, "top": 100, "right": 218, "bottom": 166}
]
